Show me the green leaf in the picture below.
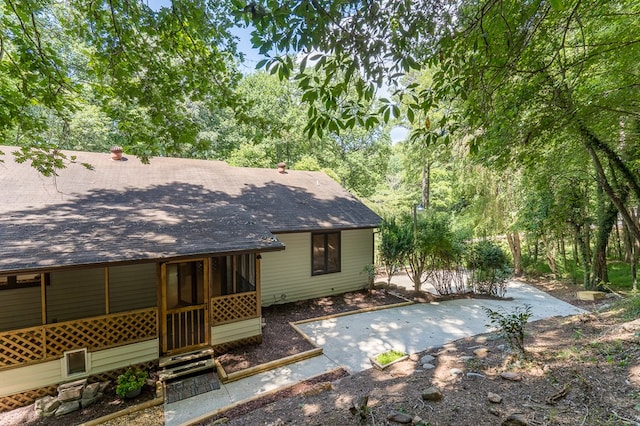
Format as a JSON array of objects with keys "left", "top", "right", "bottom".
[{"left": 548, "top": 0, "right": 564, "bottom": 10}]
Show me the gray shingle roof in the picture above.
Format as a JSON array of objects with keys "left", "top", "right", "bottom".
[{"left": 0, "top": 147, "right": 380, "bottom": 273}]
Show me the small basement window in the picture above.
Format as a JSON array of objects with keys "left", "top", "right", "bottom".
[{"left": 63, "top": 348, "right": 89, "bottom": 377}]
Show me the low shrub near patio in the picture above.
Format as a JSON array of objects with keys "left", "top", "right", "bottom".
[{"left": 467, "top": 240, "right": 512, "bottom": 297}]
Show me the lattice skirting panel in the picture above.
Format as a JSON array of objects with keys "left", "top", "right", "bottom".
[
  {"left": 0, "top": 308, "right": 157, "bottom": 369},
  {"left": 211, "top": 292, "right": 258, "bottom": 325},
  {"left": 0, "top": 385, "right": 57, "bottom": 413},
  {"left": 212, "top": 335, "right": 262, "bottom": 353},
  {"left": 0, "top": 360, "right": 158, "bottom": 413}
]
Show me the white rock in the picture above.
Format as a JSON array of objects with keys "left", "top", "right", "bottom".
[
  {"left": 450, "top": 368, "right": 464, "bottom": 376},
  {"left": 500, "top": 372, "right": 522, "bottom": 381},
  {"left": 488, "top": 392, "right": 503, "bottom": 403},
  {"left": 420, "top": 354, "right": 436, "bottom": 365}
]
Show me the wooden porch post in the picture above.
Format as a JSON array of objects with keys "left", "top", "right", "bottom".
[
  {"left": 232, "top": 256, "right": 237, "bottom": 293},
  {"left": 160, "top": 264, "right": 167, "bottom": 353},
  {"left": 40, "top": 273, "right": 47, "bottom": 359},
  {"left": 256, "top": 254, "right": 262, "bottom": 318},
  {"left": 40, "top": 273, "right": 47, "bottom": 325},
  {"left": 104, "top": 267, "right": 110, "bottom": 315}
]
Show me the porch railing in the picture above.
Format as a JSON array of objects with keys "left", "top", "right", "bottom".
[
  {"left": 0, "top": 308, "right": 157, "bottom": 370},
  {"left": 210, "top": 292, "right": 258, "bottom": 325},
  {"left": 164, "top": 304, "right": 207, "bottom": 352}
]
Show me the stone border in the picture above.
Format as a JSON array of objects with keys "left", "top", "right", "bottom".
[
  {"left": 215, "top": 348, "right": 323, "bottom": 383},
  {"left": 291, "top": 299, "right": 415, "bottom": 326}
]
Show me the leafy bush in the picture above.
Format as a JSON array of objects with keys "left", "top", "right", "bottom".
[
  {"left": 116, "top": 367, "right": 148, "bottom": 397},
  {"left": 361, "top": 264, "right": 376, "bottom": 289},
  {"left": 378, "top": 216, "right": 411, "bottom": 285},
  {"left": 467, "top": 240, "right": 512, "bottom": 297},
  {"left": 420, "top": 215, "right": 466, "bottom": 296},
  {"left": 484, "top": 304, "right": 532, "bottom": 356}
]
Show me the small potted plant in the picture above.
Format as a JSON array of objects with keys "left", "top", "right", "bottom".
[{"left": 116, "top": 367, "right": 148, "bottom": 398}]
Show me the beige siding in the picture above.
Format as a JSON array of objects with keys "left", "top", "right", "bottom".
[
  {"left": 109, "top": 264, "right": 157, "bottom": 313},
  {"left": 0, "top": 360, "right": 61, "bottom": 397},
  {"left": 47, "top": 268, "right": 105, "bottom": 323},
  {"left": 261, "top": 229, "right": 374, "bottom": 306},
  {"left": 90, "top": 339, "right": 159, "bottom": 374},
  {"left": 0, "top": 287, "right": 41, "bottom": 331},
  {"left": 0, "top": 340, "right": 158, "bottom": 397},
  {"left": 211, "top": 318, "right": 261, "bottom": 345}
]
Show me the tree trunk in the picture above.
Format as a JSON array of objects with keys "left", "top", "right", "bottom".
[
  {"left": 573, "top": 224, "right": 591, "bottom": 289},
  {"left": 560, "top": 233, "right": 568, "bottom": 273},
  {"left": 623, "top": 223, "right": 633, "bottom": 263},
  {"left": 614, "top": 219, "right": 623, "bottom": 260},
  {"left": 506, "top": 232, "right": 522, "bottom": 276},
  {"left": 633, "top": 239, "right": 638, "bottom": 293},
  {"left": 542, "top": 234, "right": 558, "bottom": 278},
  {"left": 582, "top": 129, "right": 640, "bottom": 244},
  {"left": 591, "top": 187, "right": 618, "bottom": 289},
  {"left": 422, "top": 161, "right": 431, "bottom": 210}
]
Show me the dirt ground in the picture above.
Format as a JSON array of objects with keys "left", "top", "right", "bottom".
[
  {"left": 206, "top": 278, "right": 640, "bottom": 426},
  {"left": 3, "top": 278, "right": 638, "bottom": 426}
]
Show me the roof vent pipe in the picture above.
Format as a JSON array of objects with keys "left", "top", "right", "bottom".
[
  {"left": 110, "top": 146, "right": 123, "bottom": 161},
  {"left": 277, "top": 162, "right": 286, "bottom": 174}
]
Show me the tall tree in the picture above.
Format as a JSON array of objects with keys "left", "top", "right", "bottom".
[{"left": 1, "top": 0, "right": 242, "bottom": 171}]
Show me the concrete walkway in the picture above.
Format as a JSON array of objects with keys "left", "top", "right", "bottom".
[
  {"left": 165, "top": 277, "right": 585, "bottom": 425},
  {"left": 164, "top": 356, "right": 340, "bottom": 426}
]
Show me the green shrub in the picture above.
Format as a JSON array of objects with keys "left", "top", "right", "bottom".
[
  {"left": 467, "top": 240, "right": 512, "bottom": 297},
  {"left": 484, "top": 304, "right": 532, "bottom": 356},
  {"left": 116, "top": 367, "right": 148, "bottom": 397},
  {"left": 361, "top": 264, "right": 376, "bottom": 289}
]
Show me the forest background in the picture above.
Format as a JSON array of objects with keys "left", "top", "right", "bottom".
[{"left": 1, "top": 0, "right": 639, "bottom": 292}]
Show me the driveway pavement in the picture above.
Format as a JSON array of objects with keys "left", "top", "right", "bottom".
[{"left": 296, "top": 278, "right": 586, "bottom": 373}]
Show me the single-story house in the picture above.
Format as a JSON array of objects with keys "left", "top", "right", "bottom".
[{"left": 0, "top": 146, "right": 381, "bottom": 410}]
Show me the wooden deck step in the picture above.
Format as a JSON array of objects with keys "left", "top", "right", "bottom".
[
  {"left": 158, "top": 358, "right": 215, "bottom": 382},
  {"left": 159, "top": 347, "right": 214, "bottom": 369}
]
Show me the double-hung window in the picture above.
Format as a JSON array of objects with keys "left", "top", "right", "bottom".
[{"left": 312, "top": 232, "right": 341, "bottom": 275}]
